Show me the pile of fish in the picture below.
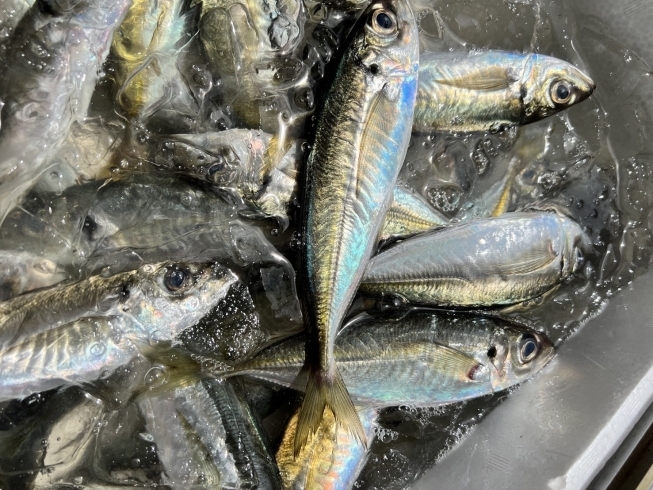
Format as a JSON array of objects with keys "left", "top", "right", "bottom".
[{"left": 0, "top": 0, "right": 601, "bottom": 488}]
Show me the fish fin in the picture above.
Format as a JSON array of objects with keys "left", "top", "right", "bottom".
[
  {"left": 431, "top": 345, "right": 485, "bottom": 381},
  {"left": 355, "top": 93, "right": 383, "bottom": 200},
  {"left": 130, "top": 342, "right": 233, "bottom": 401},
  {"left": 294, "top": 368, "right": 366, "bottom": 457},
  {"left": 494, "top": 248, "right": 557, "bottom": 275},
  {"left": 435, "top": 73, "right": 514, "bottom": 91},
  {"left": 489, "top": 179, "right": 513, "bottom": 217}
]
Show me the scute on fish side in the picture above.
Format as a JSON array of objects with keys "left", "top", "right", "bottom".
[{"left": 298, "top": 0, "right": 420, "bottom": 454}]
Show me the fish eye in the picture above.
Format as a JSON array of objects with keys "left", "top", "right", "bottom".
[
  {"left": 164, "top": 266, "right": 191, "bottom": 292},
  {"left": 370, "top": 9, "right": 398, "bottom": 36},
  {"left": 551, "top": 81, "right": 572, "bottom": 105},
  {"left": 208, "top": 160, "right": 226, "bottom": 177},
  {"left": 519, "top": 334, "right": 539, "bottom": 363}
]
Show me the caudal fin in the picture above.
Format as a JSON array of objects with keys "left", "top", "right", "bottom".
[{"left": 293, "top": 368, "right": 366, "bottom": 457}]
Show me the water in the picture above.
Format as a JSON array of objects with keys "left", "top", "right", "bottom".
[{"left": 0, "top": 0, "right": 652, "bottom": 487}]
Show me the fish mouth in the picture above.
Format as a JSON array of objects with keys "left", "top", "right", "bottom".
[{"left": 577, "top": 72, "right": 596, "bottom": 96}]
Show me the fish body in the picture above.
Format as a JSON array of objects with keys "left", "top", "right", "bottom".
[
  {"left": 298, "top": 0, "right": 419, "bottom": 451},
  {"left": 0, "top": 0, "right": 131, "bottom": 224},
  {"left": 222, "top": 310, "right": 554, "bottom": 403},
  {"left": 0, "top": 261, "right": 238, "bottom": 400},
  {"left": 362, "top": 212, "right": 592, "bottom": 307},
  {"left": 199, "top": 0, "right": 303, "bottom": 128},
  {"left": 224, "top": 314, "right": 489, "bottom": 407},
  {"left": 140, "top": 378, "right": 281, "bottom": 489},
  {"left": 276, "top": 406, "right": 377, "bottom": 490},
  {"left": 379, "top": 184, "right": 448, "bottom": 242},
  {"left": 111, "top": 0, "right": 190, "bottom": 119},
  {"left": 0, "top": 316, "right": 137, "bottom": 401},
  {"left": 0, "top": 176, "right": 296, "bottom": 292},
  {"left": 414, "top": 51, "right": 595, "bottom": 132},
  {"left": 154, "top": 130, "right": 302, "bottom": 225}
]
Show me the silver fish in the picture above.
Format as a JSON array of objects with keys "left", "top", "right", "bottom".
[
  {"left": 298, "top": 0, "right": 419, "bottom": 452},
  {"left": 140, "top": 378, "right": 281, "bottom": 489},
  {"left": 362, "top": 212, "right": 592, "bottom": 307},
  {"left": 0, "top": 0, "right": 131, "bottom": 224},
  {"left": 379, "top": 184, "right": 448, "bottom": 242},
  {"left": 198, "top": 0, "right": 304, "bottom": 128},
  {"left": 110, "top": 0, "right": 192, "bottom": 120},
  {"left": 0, "top": 176, "right": 297, "bottom": 293},
  {"left": 219, "top": 310, "right": 554, "bottom": 405},
  {"left": 0, "top": 261, "right": 238, "bottom": 401},
  {"left": 221, "top": 316, "right": 486, "bottom": 408},
  {"left": 414, "top": 50, "right": 595, "bottom": 133}
]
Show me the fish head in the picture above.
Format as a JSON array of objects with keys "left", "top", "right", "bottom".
[
  {"left": 156, "top": 138, "right": 245, "bottom": 188},
  {"left": 488, "top": 326, "right": 555, "bottom": 391},
  {"left": 127, "top": 261, "right": 238, "bottom": 340},
  {"left": 351, "top": 0, "right": 419, "bottom": 94},
  {"left": 560, "top": 217, "right": 594, "bottom": 277},
  {"left": 521, "top": 54, "right": 595, "bottom": 123}
]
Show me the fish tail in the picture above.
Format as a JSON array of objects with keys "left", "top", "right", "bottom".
[{"left": 293, "top": 367, "right": 366, "bottom": 457}]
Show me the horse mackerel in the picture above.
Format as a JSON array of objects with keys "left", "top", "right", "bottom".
[
  {"left": 414, "top": 50, "right": 595, "bottom": 132},
  {"left": 298, "top": 0, "right": 419, "bottom": 452}
]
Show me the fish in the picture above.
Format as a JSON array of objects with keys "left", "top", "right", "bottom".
[
  {"left": 0, "top": 0, "right": 131, "bottom": 225},
  {"left": 152, "top": 130, "right": 302, "bottom": 227},
  {"left": 361, "top": 212, "right": 593, "bottom": 307},
  {"left": 110, "top": 0, "right": 191, "bottom": 120},
  {"left": 198, "top": 0, "right": 303, "bottom": 128},
  {"left": 0, "top": 176, "right": 297, "bottom": 293},
  {"left": 219, "top": 314, "right": 488, "bottom": 407},
  {"left": 0, "top": 261, "right": 238, "bottom": 401},
  {"left": 297, "top": 0, "right": 419, "bottom": 452},
  {"left": 217, "top": 310, "right": 554, "bottom": 403},
  {"left": 276, "top": 405, "right": 378, "bottom": 490},
  {"left": 414, "top": 51, "right": 596, "bottom": 133},
  {"left": 140, "top": 378, "right": 281, "bottom": 489},
  {"left": 379, "top": 184, "right": 448, "bottom": 242}
]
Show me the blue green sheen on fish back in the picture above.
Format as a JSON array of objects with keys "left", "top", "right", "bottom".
[{"left": 298, "top": 0, "right": 419, "bottom": 454}]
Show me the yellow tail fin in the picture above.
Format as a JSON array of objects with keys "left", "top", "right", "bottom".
[{"left": 293, "top": 368, "right": 366, "bottom": 457}]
